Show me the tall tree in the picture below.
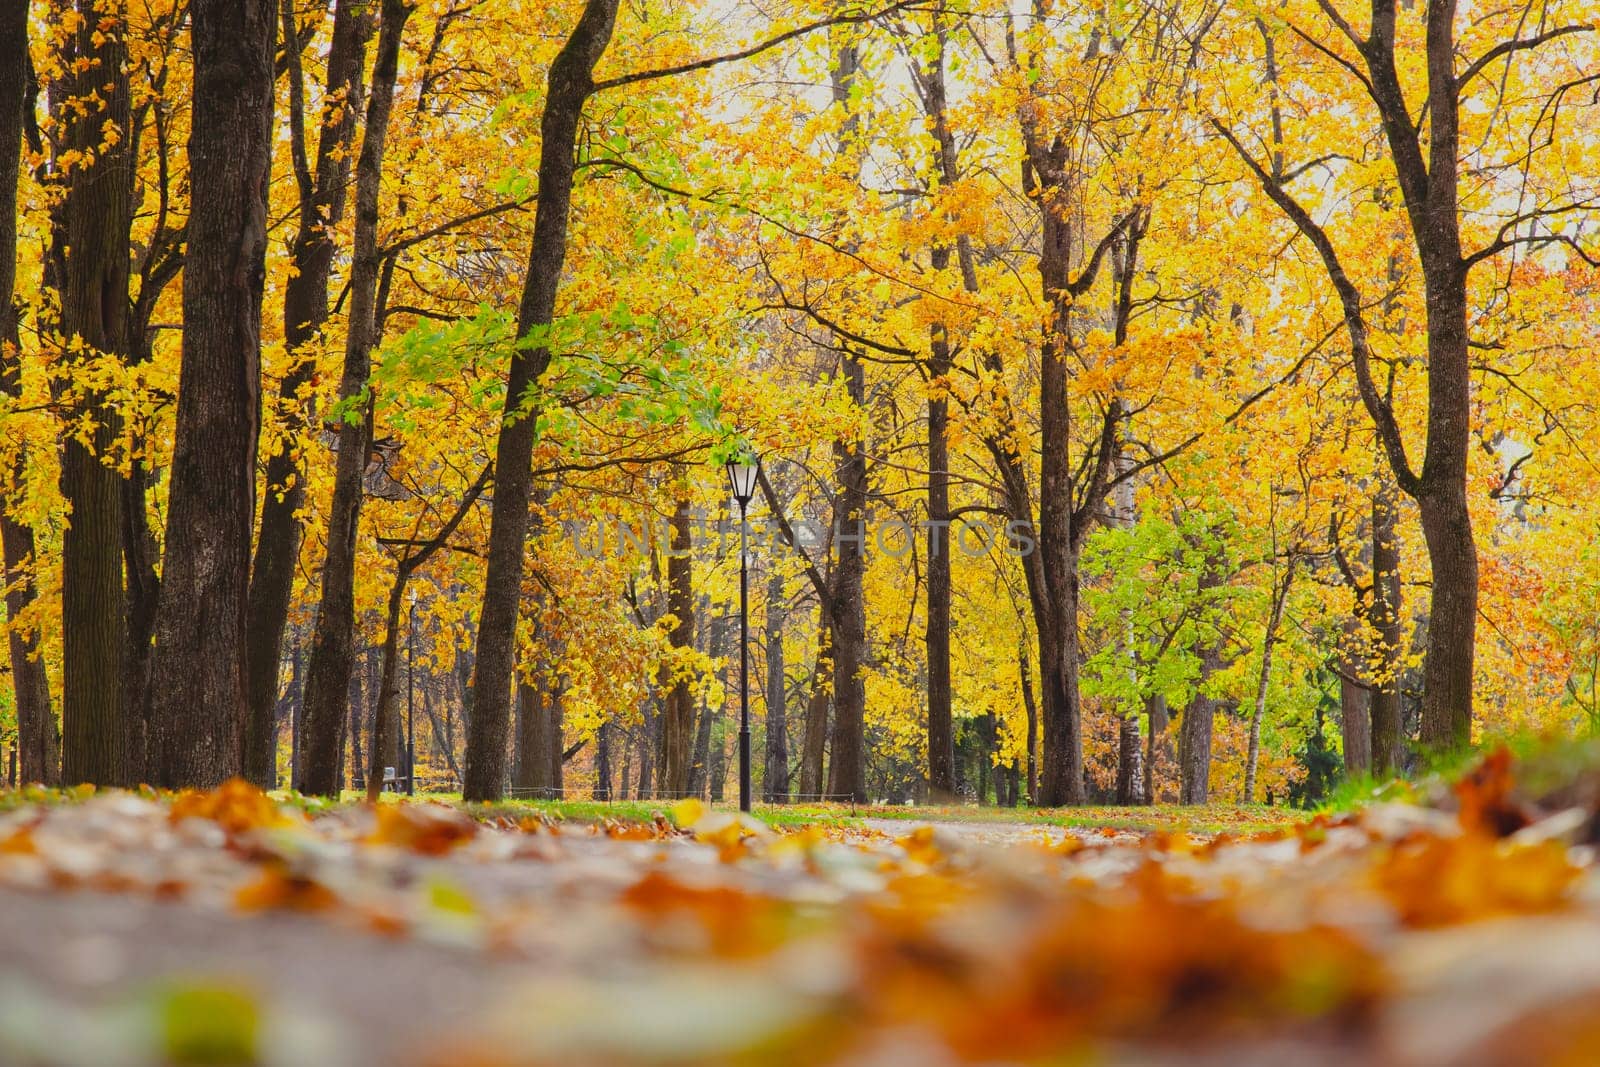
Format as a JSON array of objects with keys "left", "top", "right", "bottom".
[
  {"left": 1216, "top": 0, "right": 1598, "bottom": 749},
  {"left": 145, "top": 0, "right": 278, "bottom": 787},
  {"left": 51, "top": 0, "right": 133, "bottom": 785},
  {"left": 245, "top": 0, "right": 375, "bottom": 787},
  {"left": 659, "top": 498, "right": 696, "bottom": 797},
  {"left": 462, "top": 0, "right": 620, "bottom": 801},
  {"left": 0, "top": 0, "right": 58, "bottom": 785},
  {"left": 297, "top": 0, "right": 414, "bottom": 795}
]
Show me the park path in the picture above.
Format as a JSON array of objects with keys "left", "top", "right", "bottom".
[{"left": 0, "top": 786, "right": 1594, "bottom": 1065}]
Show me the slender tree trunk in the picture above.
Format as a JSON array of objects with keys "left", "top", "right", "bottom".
[
  {"left": 246, "top": 0, "right": 374, "bottom": 788},
  {"left": 689, "top": 697, "right": 713, "bottom": 798},
  {"left": 463, "top": 0, "right": 619, "bottom": 801},
  {"left": 661, "top": 500, "right": 695, "bottom": 796},
  {"left": 145, "top": 0, "right": 276, "bottom": 788},
  {"left": 296, "top": 0, "right": 412, "bottom": 795},
  {"left": 594, "top": 720, "right": 613, "bottom": 800},
  {"left": 764, "top": 573, "right": 789, "bottom": 802},
  {"left": 827, "top": 355, "right": 869, "bottom": 804},
  {"left": 1019, "top": 640, "right": 1038, "bottom": 805},
  {"left": 635, "top": 701, "right": 656, "bottom": 799},
  {"left": 1370, "top": 485, "right": 1403, "bottom": 773},
  {"left": 0, "top": 0, "right": 58, "bottom": 786},
  {"left": 364, "top": 579, "right": 409, "bottom": 803},
  {"left": 1244, "top": 559, "right": 1295, "bottom": 803}
]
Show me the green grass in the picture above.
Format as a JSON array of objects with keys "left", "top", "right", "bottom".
[{"left": 427, "top": 794, "right": 1310, "bottom": 836}]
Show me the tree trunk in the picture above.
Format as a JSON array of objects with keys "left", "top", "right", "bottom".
[
  {"left": 1115, "top": 714, "right": 1142, "bottom": 806},
  {"left": 296, "top": 0, "right": 412, "bottom": 796},
  {"left": 1243, "top": 559, "right": 1294, "bottom": 803},
  {"left": 144, "top": 0, "right": 276, "bottom": 788},
  {"left": 1178, "top": 658, "right": 1219, "bottom": 806},
  {"left": 462, "top": 0, "right": 619, "bottom": 802},
  {"left": 51, "top": 0, "right": 133, "bottom": 786},
  {"left": 1019, "top": 640, "right": 1038, "bottom": 805},
  {"left": 1339, "top": 650, "right": 1372, "bottom": 777},
  {"left": 763, "top": 573, "right": 789, "bottom": 802},
  {"left": 827, "top": 355, "right": 869, "bottom": 804},
  {"left": 799, "top": 624, "right": 830, "bottom": 799},
  {"left": 660, "top": 500, "right": 695, "bottom": 797},
  {"left": 0, "top": 0, "right": 58, "bottom": 786},
  {"left": 246, "top": 0, "right": 374, "bottom": 788},
  {"left": 594, "top": 720, "right": 613, "bottom": 800},
  {"left": 1370, "top": 484, "right": 1403, "bottom": 773},
  {"left": 635, "top": 701, "right": 656, "bottom": 799},
  {"left": 1144, "top": 693, "right": 1169, "bottom": 804},
  {"left": 365, "top": 580, "right": 408, "bottom": 803}
]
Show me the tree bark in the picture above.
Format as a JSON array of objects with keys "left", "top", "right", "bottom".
[
  {"left": 919, "top": 26, "right": 957, "bottom": 802},
  {"left": 296, "top": 0, "right": 412, "bottom": 796},
  {"left": 0, "top": 2, "right": 58, "bottom": 785},
  {"left": 1229, "top": 3, "right": 1478, "bottom": 749},
  {"left": 660, "top": 500, "right": 695, "bottom": 797},
  {"left": 144, "top": 0, "right": 276, "bottom": 787},
  {"left": 763, "top": 572, "right": 789, "bottom": 802},
  {"left": 1179, "top": 557, "right": 1228, "bottom": 805},
  {"left": 246, "top": 0, "right": 374, "bottom": 788},
  {"left": 1019, "top": 640, "right": 1038, "bottom": 805},
  {"left": 1144, "top": 693, "right": 1169, "bottom": 804},
  {"left": 1371, "top": 484, "right": 1404, "bottom": 773},
  {"left": 1243, "top": 558, "right": 1294, "bottom": 803},
  {"left": 462, "top": 0, "right": 619, "bottom": 801},
  {"left": 593, "top": 720, "right": 613, "bottom": 800},
  {"left": 799, "top": 630, "right": 830, "bottom": 799},
  {"left": 827, "top": 355, "right": 869, "bottom": 804},
  {"left": 1339, "top": 644, "right": 1372, "bottom": 777},
  {"left": 51, "top": 0, "right": 133, "bottom": 786}
]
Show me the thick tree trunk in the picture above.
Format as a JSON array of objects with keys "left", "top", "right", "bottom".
[
  {"left": 1144, "top": 693, "right": 1169, "bottom": 805},
  {"left": 296, "top": 0, "right": 412, "bottom": 796},
  {"left": 463, "top": 0, "right": 619, "bottom": 801},
  {"left": 51, "top": 0, "right": 133, "bottom": 786},
  {"left": 1339, "top": 648, "right": 1372, "bottom": 777},
  {"left": 1370, "top": 484, "right": 1404, "bottom": 772},
  {"left": 145, "top": 0, "right": 276, "bottom": 788},
  {"left": 0, "top": 1, "right": 58, "bottom": 786},
  {"left": 1178, "top": 657, "right": 1219, "bottom": 806},
  {"left": 827, "top": 355, "right": 869, "bottom": 804},
  {"left": 660, "top": 500, "right": 695, "bottom": 797},
  {"left": 764, "top": 573, "right": 789, "bottom": 802},
  {"left": 246, "top": 0, "right": 374, "bottom": 788}
]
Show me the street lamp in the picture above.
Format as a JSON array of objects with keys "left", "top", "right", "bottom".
[{"left": 725, "top": 451, "right": 760, "bottom": 814}]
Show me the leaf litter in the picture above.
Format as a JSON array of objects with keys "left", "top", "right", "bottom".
[{"left": 0, "top": 749, "right": 1595, "bottom": 1064}]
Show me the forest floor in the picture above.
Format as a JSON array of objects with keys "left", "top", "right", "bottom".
[{"left": 0, "top": 749, "right": 1597, "bottom": 1066}]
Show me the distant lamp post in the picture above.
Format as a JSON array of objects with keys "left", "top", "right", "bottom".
[
  {"left": 726, "top": 452, "right": 760, "bottom": 814},
  {"left": 406, "top": 588, "right": 417, "bottom": 796}
]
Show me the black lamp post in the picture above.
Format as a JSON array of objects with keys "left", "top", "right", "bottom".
[{"left": 725, "top": 452, "right": 760, "bottom": 813}]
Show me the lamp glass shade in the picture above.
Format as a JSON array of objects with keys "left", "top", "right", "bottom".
[{"left": 726, "top": 456, "right": 759, "bottom": 505}]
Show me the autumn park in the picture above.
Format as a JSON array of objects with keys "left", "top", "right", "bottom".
[{"left": 2, "top": 0, "right": 1600, "bottom": 1060}]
